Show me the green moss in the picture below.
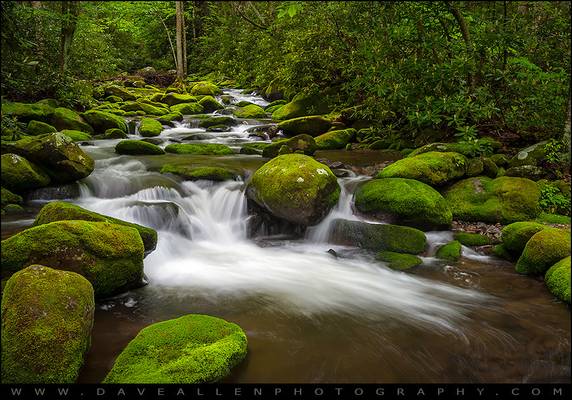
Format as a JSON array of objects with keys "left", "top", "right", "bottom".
[
  {"left": 105, "top": 95, "right": 123, "bottom": 103},
  {"left": 1, "top": 101, "right": 55, "bottom": 122},
  {"left": 28, "top": 120, "right": 57, "bottom": 135},
  {"left": 453, "top": 232, "right": 492, "bottom": 246},
  {"left": 161, "top": 165, "right": 237, "bottom": 181},
  {"left": 1, "top": 220, "right": 145, "bottom": 298},
  {"left": 3, "top": 204, "right": 24, "bottom": 213},
  {"left": 265, "top": 99, "right": 287, "bottom": 109},
  {"left": 170, "top": 102, "right": 204, "bottom": 115},
  {"left": 240, "top": 142, "right": 270, "bottom": 155},
  {"left": 545, "top": 256, "right": 571, "bottom": 304},
  {"left": 377, "top": 151, "right": 467, "bottom": 186},
  {"left": 198, "top": 96, "right": 224, "bottom": 113},
  {"left": 115, "top": 139, "right": 164, "bottom": 156},
  {"left": 156, "top": 112, "right": 184, "bottom": 124},
  {"left": 534, "top": 212, "right": 571, "bottom": 225},
  {"left": 277, "top": 116, "right": 332, "bottom": 137},
  {"left": 1, "top": 187, "right": 23, "bottom": 207},
  {"left": 190, "top": 82, "right": 222, "bottom": 96},
  {"left": 265, "top": 104, "right": 284, "bottom": 114},
  {"left": 508, "top": 141, "right": 547, "bottom": 168},
  {"left": 1, "top": 153, "right": 50, "bottom": 192},
  {"left": 490, "top": 154, "right": 509, "bottom": 167},
  {"left": 262, "top": 134, "right": 317, "bottom": 158},
  {"left": 315, "top": 128, "right": 356, "bottom": 150},
  {"left": 330, "top": 219, "right": 427, "bottom": 254},
  {"left": 104, "top": 85, "right": 137, "bottom": 101},
  {"left": 102, "top": 128, "right": 127, "bottom": 139},
  {"left": 61, "top": 130, "right": 92, "bottom": 142},
  {"left": 436, "top": 240, "right": 462, "bottom": 261},
  {"left": 139, "top": 118, "right": 163, "bottom": 137},
  {"left": 160, "top": 93, "right": 198, "bottom": 106},
  {"left": 82, "top": 110, "right": 127, "bottom": 133},
  {"left": 198, "top": 116, "right": 236, "bottom": 128},
  {"left": 33, "top": 201, "right": 158, "bottom": 253},
  {"left": 501, "top": 221, "right": 547, "bottom": 257},
  {"left": 103, "top": 314, "right": 247, "bottom": 383},
  {"left": 165, "top": 143, "right": 234, "bottom": 155},
  {"left": 444, "top": 176, "right": 541, "bottom": 224},
  {"left": 407, "top": 138, "right": 500, "bottom": 158},
  {"left": 376, "top": 251, "right": 422, "bottom": 270},
  {"left": 246, "top": 154, "right": 340, "bottom": 226},
  {"left": 1, "top": 265, "right": 94, "bottom": 383},
  {"left": 355, "top": 178, "right": 452, "bottom": 230},
  {"left": 271, "top": 93, "right": 330, "bottom": 120},
  {"left": 466, "top": 158, "right": 484, "bottom": 177},
  {"left": 120, "top": 101, "right": 169, "bottom": 116},
  {"left": 493, "top": 244, "right": 512, "bottom": 260},
  {"left": 481, "top": 157, "right": 499, "bottom": 178},
  {"left": 515, "top": 228, "right": 571, "bottom": 275},
  {"left": 233, "top": 104, "right": 266, "bottom": 119},
  {"left": 50, "top": 107, "right": 94, "bottom": 134}
]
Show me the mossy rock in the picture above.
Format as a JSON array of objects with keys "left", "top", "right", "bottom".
[
  {"left": 28, "top": 120, "right": 57, "bottom": 136},
  {"left": 160, "top": 93, "right": 198, "bottom": 106},
  {"left": 170, "top": 102, "right": 204, "bottom": 115},
  {"left": 354, "top": 178, "right": 452, "bottom": 230},
  {"left": 220, "top": 95, "right": 233, "bottom": 105},
  {"left": 315, "top": 128, "right": 356, "bottom": 150},
  {"left": 165, "top": 143, "right": 233, "bottom": 155},
  {"left": 466, "top": 158, "right": 484, "bottom": 177},
  {"left": 545, "top": 256, "right": 571, "bottom": 304},
  {"left": 240, "top": 142, "right": 270, "bottom": 155},
  {"left": 1, "top": 101, "right": 55, "bottom": 123},
  {"left": 435, "top": 240, "right": 462, "bottom": 261},
  {"left": 1, "top": 186, "right": 23, "bottom": 207},
  {"left": 104, "top": 128, "right": 128, "bottom": 139},
  {"left": 10, "top": 132, "right": 95, "bottom": 183},
  {"left": 1, "top": 153, "right": 50, "bottom": 192},
  {"left": 104, "top": 85, "right": 136, "bottom": 101},
  {"left": 271, "top": 93, "right": 330, "bottom": 120},
  {"left": 407, "top": 138, "right": 500, "bottom": 158},
  {"left": 50, "top": 107, "right": 94, "bottom": 134},
  {"left": 105, "top": 95, "right": 123, "bottom": 103},
  {"left": 120, "top": 101, "right": 168, "bottom": 116},
  {"left": 265, "top": 99, "right": 287, "bottom": 109},
  {"left": 262, "top": 134, "right": 317, "bottom": 158},
  {"left": 515, "top": 228, "right": 571, "bottom": 275},
  {"left": 376, "top": 251, "right": 422, "bottom": 270},
  {"left": 508, "top": 141, "right": 547, "bottom": 168},
  {"left": 190, "top": 82, "right": 222, "bottom": 96},
  {"left": 1, "top": 220, "right": 145, "bottom": 298},
  {"left": 505, "top": 165, "right": 548, "bottom": 181},
  {"left": 535, "top": 213, "right": 571, "bottom": 225},
  {"left": 156, "top": 112, "right": 183, "bottom": 124},
  {"left": 501, "top": 221, "right": 547, "bottom": 257},
  {"left": 481, "top": 157, "right": 499, "bottom": 178},
  {"left": 246, "top": 154, "right": 340, "bottom": 226},
  {"left": 198, "top": 96, "right": 224, "bottom": 113},
  {"left": 161, "top": 165, "right": 237, "bottom": 181},
  {"left": 377, "top": 151, "right": 467, "bottom": 186},
  {"left": 82, "top": 110, "right": 127, "bottom": 133},
  {"left": 3, "top": 204, "right": 24, "bottom": 214},
  {"left": 115, "top": 140, "right": 165, "bottom": 156},
  {"left": 1, "top": 265, "right": 94, "bottom": 383},
  {"left": 453, "top": 232, "right": 492, "bottom": 246},
  {"left": 139, "top": 118, "right": 163, "bottom": 137},
  {"left": 329, "top": 219, "right": 427, "bottom": 254},
  {"left": 33, "top": 201, "right": 157, "bottom": 253},
  {"left": 206, "top": 124, "right": 231, "bottom": 133},
  {"left": 490, "top": 154, "right": 509, "bottom": 167},
  {"left": 103, "top": 314, "right": 247, "bottom": 383},
  {"left": 233, "top": 104, "right": 266, "bottom": 119},
  {"left": 265, "top": 104, "right": 284, "bottom": 114},
  {"left": 61, "top": 130, "right": 92, "bottom": 142},
  {"left": 198, "top": 116, "right": 237, "bottom": 129},
  {"left": 444, "top": 176, "right": 541, "bottom": 224},
  {"left": 277, "top": 116, "right": 332, "bottom": 137}
]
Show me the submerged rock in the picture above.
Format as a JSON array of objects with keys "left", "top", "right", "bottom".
[
  {"left": 515, "top": 228, "right": 571, "bottom": 275},
  {"left": 545, "top": 256, "right": 571, "bottom": 304}
]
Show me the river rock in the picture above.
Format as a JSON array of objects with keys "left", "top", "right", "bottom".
[
  {"left": 508, "top": 141, "right": 547, "bottom": 168},
  {"left": 545, "top": 256, "right": 571, "bottom": 304},
  {"left": 27, "top": 120, "right": 57, "bottom": 135},
  {"left": 271, "top": 93, "right": 330, "bottom": 120},
  {"left": 277, "top": 116, "right": 332, "bottom": 137},
  {"left": 170, "top": 102, "right": 204, "bottom": 115},
  {"left": 104, "top": 128, "right": 128, "bottom": 139},
  {"left": 262, "top": 135, "right": 317, "bottom": 158},
  {"left": 82, "top": 110, "right": 127, "bottom": 133},
  {"left": 1, "top": 186, "right": 23, "bottom": 208},
  {"left": 139, "top": 118, "right": 163, "bottom": 137},
  {"left": 1, "top": 153, "right": 51, "bottom": 192},
  {"left": 501, "top": 221, "right": 547, "bottom": 258},
  {"left": 198, "top": 116, "right": 237, "bottom": 128},
  {"left": 515, "top": 228, "right": 571, "bottom": 275},
  {"left": 376, "top": 251, "right": 422, "bottom": 270},
  {"left": 165, "top": 143, "right": 233, "bottom": 155},
  {"left": 435, "top": 240, "right": 462, "bottom": 261},
  {"left": 115, "top": 139, "right": 164, "bottom": 156},
  {"left": 50, "top": 107, "right": 94, "bottom": 134},
  {"left": 190, "top": 81, "right": 221, "bottom": 96},
  {"left": 104, "top": 85, "right": 136, "bottom": 101},
  {"left": 1, "top": 100, "right": 55, "bottom": 123},
  {"left": 314, "top": 128, "right": 356, "bottom": 150},
  {"left": 161, "top": 165, "right": 237, "bottom": 181},
  {"left": 120, "top": 101, "right": 168, "bottom": 116},
  {"left": 198, "top": 96, "right": 224, "bottom": 113},
  {"left": 160, "top": 93, "right": 198, "bottom": 106},
  {"left": 61, "top": 129, "right": 93, "bottom": 142},
  {"left": 233, "top": 104, "right": 266, "bottom": 119}
]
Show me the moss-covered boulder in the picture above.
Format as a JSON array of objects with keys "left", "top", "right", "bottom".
[
  {"left": 160, "top": 93, "right": 198, "bottom": 106},
  {"left": 515, "top": 228, "right": 571, "bottom": 275},
  {"left": 139, "top": 118, "right": 163, "bottom": 137},
  {"left": 50, "top": 107, "right": 94, "bottom": 134},
  {"left": 61, "top": 130, "right": 92, "bottom": 142},
  {"left": 1, "top": 186, "right": 23, "bottom": 208},
  {"left": 505, "top": 165, "right": 547, "bottom": 181},
  {"left": 501, "top": 221, "right": 547, "bottom": 257},
  {"left": 277, "top": 116, "right": 332, "bottom": 137},
  {"left": 103, "top": 314, "right": 247, "bottom": 383},
  {"left": 1, "top": 220, "right": 145, "bottom": 298},
  {"left": 115, "top": 139, "right": 165, "bottom": 156},
  {"left": 508, "top": 141, "right": 547, "bottom": 168},
  {"left": 315, "top": 128, "right": 356, "bottom": 150},
  {"left": 376, "top": 251, "right": 422, "bottom": 270},
  {"left": 156, "top": 112, "right": 184, "bottom": 125},
  {"left": 1, "top": 265, "right": 94, "bottom": 383},
  {"left": 490, "top": 154, "right": 509, "bottom": 167},
  {"left": 354, "top": 178, "right": 452, "bottom": 230},
  {"left": 233, "top": 104, "right": 266, "bottom": 119},
  {"left": 377, "top": 152, "right": 467, "bottom": 186},
  {"left": 120, "top": 101, "right": 168, "bottom": 116},
  {"left": 436, "top": 240, "right": 462, "bottom": 261},
  {"left": 165, "top": 143, "right": 233, "bottom": 155},
  {"left": 262, "top": 134, "right": 317, "bottom": 158},
  {"left": 190, "top": 82, "right": 221, "bottom": 96},
  {"left": 1, "top": 101, "right": 55, "bottom": 123},
  {"left": 11, "top": 132, "right": 95, "bottom": 183},
  {"left": 481, "top": 157, "right": 499, "bottom": 178},
  {"left": 198, "top": 96, "right": 224, "bottom": 113},
  {"left": 105, "top": 95, "right": 123, "bottom": 103},
  {"left": 407, "top": 138, "right": 501, "bottom": 158},
  {"left": 1, "top": 153, "right": 50, "bottom": 192},
  {"left": 466, "top": 158, "right": 484, "bottom": 177},
  {"left": 545, "top": 256, "right": 571, "bottom": 304},
  {"left": 33, "top": 201, "right": 158, "bottom": 253},
  {"left": 271, "top": 93, "right": 330, "bottom": 120},
  {"left": 198, "top": 116, "right": 237, "bottom": 129},
  {"left": 104, "top": 85, "right": 136, "bottom": 101},
  {"left": 329, "top": 219, "right": 426, "bottom": 254},
  {"left": 444, "top": 176, "right": 540, "bottom": 224},
  {"left": 246, "top": 154, "right": 340, "bottom": 226},
  {"left": 28, "top": 120, "right": 57, "bottom": 135},
  {"left": 161, "top": 165, "right": 237, "bottom": 181},
  {"left": 170, "top": 102, "right": 204, "bottom": 115},
  {"left": 240, "top": 142, "right": 270, "bottom": 155},
  {"left": 453, "top": 232, "right": 492, "bottom": 246},
  {"left": 103, "top": 128, "right": 127, "bottom": 139},
  {"left": 82, "top": 110, "right": 127, "bottom": 133}
]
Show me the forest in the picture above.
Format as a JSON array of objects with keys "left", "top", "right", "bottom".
[{"left": 0, "top": 0, "right": 571, "bottom": 388}]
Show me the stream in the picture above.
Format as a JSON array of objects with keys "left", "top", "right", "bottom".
[{"left": 1, "top": 89, "right": 569, "bottom": 383}]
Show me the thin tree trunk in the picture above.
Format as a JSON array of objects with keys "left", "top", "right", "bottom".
[
  {"left": 564, "top": 96, "right": 571, "bottom": 164},
  {"left": 503, "top": 0, "right": 508, "bottom": 71},
  {"left": 182, "top": 5, "right": 188, "bottom": 76},
  {"left": 59, "top": 1, "right": 79, "bottom": 74},
  {"left": 445, "top": 1, "right": 474, "bottom": 92},
  {"left": 175, "top": 0, "right": 185, "bottom": 79}
]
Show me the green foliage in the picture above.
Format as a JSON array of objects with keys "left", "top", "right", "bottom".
[{"left": 539, "top": 184, "right": 571, "bottom": 216}]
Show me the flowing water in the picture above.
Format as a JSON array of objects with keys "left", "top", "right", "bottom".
[{"left": 1, "top": 89, "right": 569, "bottom": 383}]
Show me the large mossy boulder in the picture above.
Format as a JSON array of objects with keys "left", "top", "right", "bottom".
[
  {"left": 104, "top": 85, "right": 136, "bottom": 101},
  {"left": 61, "top": 130, "right": 93, "bottom": 142},
  {"left": 10, "top": 132, "right": 95, "bottom": 183},
  {"left": 33, "top": 201, "right": 158, "bottom": 253},
  {"left": 407, "top": 138, "right": 501, "bottom": 158},
  {"left": 139, "top": 118, "right": 163, "bottom": 137},
  {"left": 198, "top": 116, "right": 237, "bottom": 129},
  {"left": 262, "top": 134, "right": 317, "bottom": 158},
  {"left": 27, "top": 120, "right": 57, "bottom": 135},
  {"left": 1, "top": 153, "right": 50, "bottom": 192},
  {"left": 329, "top": 219, "right": 427, "bottom": 254},
  {"left": 160, "top": 93, "right": 198, "bottom": 106},
  {"left": 82, "top": 110, "right": 127, "bottom": 133},
  {"left": 120, "top": 101, "right": 168, "bottom": 116},
  {"left": 50, "top": 107, "right": 94, "bottom": 134},
  {"left": 277, "top": 116, "right": 332, "bottom": 137},
  {"left": 1, "top": 101, "right": 55, "bottom": 123},
  {"left": 190, "top": 82, "right": 221, "bottom": 96},
  {"left": 377, "top": 151, "right": 467, "bottom": 186},
  {"left": 246, "top": 154, "right": 340, "bottom": 226},
  {"left": 501, "top": 221, "right": 547, "bottom": 257},
  {"left": 1, "top": 220, "right": 145, "bottom": 298},
  {"left": 240, "top": 142, "right": 270, "bottom": 155},
  {"left": 161, "top": 165, "right": 237, "bottom": 181},
  {"left": 233, "top": 104, "right": 266, "bottom": 119},
  {"left": 165, "top": 143, "right": 233, "bottom": 155},
  {"left": 1, "top": 265, "right": 94, "bottom": 384},
  {"left": 103, "top": 314, "right": 247, "bottom": 383},
  {"left": 170, "top": 102, "right": 203, "bottom": 115},
  {"left": 103, "top": 128, "right": 127, "bottom": 139},
  {"left": 315, "top": 128, "right": 356, "bottom": 150},
  {"left": 1, "top": 186, "right": 23, "bottom": 208},
  {"left": 444, "top": 176, "right": 540, "bottom": 224},
  {"left": 271, "top": 93, "right": 330, "bottom": 120},
  {"left": 545, "top": 256, "right": 571, "bottom": 304},
  {"left": 508, "top": 141, "right": 547, "bottom": 168},
  {"left": 376, "top": 251, "right": 422, "bottom": 270},
  {"left": 515, "top": 228, "right": 571, "bottom": 275},
  {"left": 115, "top": 139, "right": 165, "bottom": 156},
  {"left": 354, "top": 178, "right": 452, "bottom": 230},
  {"left": 435, "top": 240, "right": 462, "bottom": 261},
  {"left": 198, "top": 96, "right": 224, "bottom": 113}
]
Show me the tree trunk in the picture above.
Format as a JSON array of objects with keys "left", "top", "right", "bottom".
[
  {"left": 175, "top": 0, "right": 185, "bottom": 79},
  {"left": 59, "top": 1, "right": 79, "bottom": 74},
  {"left": 445, "top": 1, "right": 474, "bottom": 92},
  {"left": 182, "top": 4, "right": 188, "bottom": 76},
  {"left": 564, "top": 96, "right": 571, "bottom": 164}
]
